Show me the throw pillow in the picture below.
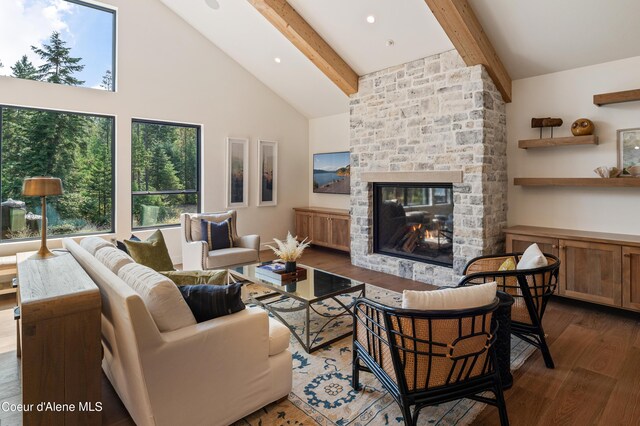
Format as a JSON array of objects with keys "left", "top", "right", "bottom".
[
  {"left": 124, "top": 230, "right": 175, "bottom": 272},
  {"left": 517, "top": 243, "right": 548, "bottom": 270},
  {"left": 498, "top": 257, "right": 516, "bottom": 271},
  {"left": 118, "top": 263, "right": 196, "bottom": 332},
  {"left": 160, "top": 270, "right": 228, "bottom": 286},
  {"left": 116, "top": 235, "right": 140, "bottom": 254},
  {"left": 201, "top": 219, "right": 234, "bottom": 251},
  {"left": 178, "top": 283, "right": 245, "bottom": 322},
  {"left": 402, "top": 281, "right": 497, "bottom": 310}
]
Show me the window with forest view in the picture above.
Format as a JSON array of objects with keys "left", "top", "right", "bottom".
[
  {"left": 0, "top": 106, "right": 114, "bottom": 241},
  {"left": 0, "top": 0, "right": 116, "bottom": 91},
  {"left": 132, "top": 120, "right": 200, "bottom": 228}
]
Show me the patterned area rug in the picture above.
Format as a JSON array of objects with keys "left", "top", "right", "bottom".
[{"left": 235, "top": 284, "right": 535, "bottom": 426}]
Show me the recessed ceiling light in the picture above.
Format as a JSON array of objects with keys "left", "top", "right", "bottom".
[
  {"left": 274, "top": 57, "right": 282, "bottom": 64},
  {"left": 386, "top": 39, "right": 395, "bottom": 47},
  {"left": 366, "top": 15, "right": 375, "bottom": 24},
  {"left": 205, "top": 0, "right": 220, "bottom": 10}
]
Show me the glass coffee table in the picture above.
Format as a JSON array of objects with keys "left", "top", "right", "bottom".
[{"left": 230, "top": 262, "right": 365, "bottom": 353}]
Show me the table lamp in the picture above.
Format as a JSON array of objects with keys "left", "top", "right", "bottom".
[{"left": 22, "top": 177, "right": 63, "bottom": 259}]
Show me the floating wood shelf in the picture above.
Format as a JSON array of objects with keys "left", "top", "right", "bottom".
[
  {"left": 594, "top": 89, "right": 640, "bottom": 106},
  {"left": 514, "top": 178, "right": 640, "bottom": 188},
  {"left": 518, "top": 135, "right": 598, "bottom": 149}
]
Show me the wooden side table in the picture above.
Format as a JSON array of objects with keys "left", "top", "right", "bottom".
[{"left": 16, "top": 250, "right": 102, "bottom": 425}]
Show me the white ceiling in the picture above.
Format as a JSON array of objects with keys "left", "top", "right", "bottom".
[
  {"left": 287, "top": 0, "right": 454, "bottom": 76},
  {"left": 471, "top": 0, "right": 640, "bottom": 79},
  {"left": 159, "top": 0, "right": 453, "bottom": 118},
  {"left": 161, "top": 0, "right": 640, "bottom": 118}
]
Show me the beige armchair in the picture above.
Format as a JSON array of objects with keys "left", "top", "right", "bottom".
[{"left": 180, "top": 211, "right": 260, "bottom": 270}]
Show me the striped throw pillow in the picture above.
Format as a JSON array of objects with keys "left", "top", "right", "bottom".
[{"left": 201, "top": 219, "right": 234, "bottom": 250}]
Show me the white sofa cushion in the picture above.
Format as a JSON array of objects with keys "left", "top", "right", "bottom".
[
  {"left": 80, "top": 236, "right": 114, "bottom": 255},
  {"left": 517, "top": 243, "right": 548, "bottom": 270},
  {"left": 95, "top": 246, "right": 135, "bottom": 274},
  {"left": 206, "top": 247, "right": 258, "bottom": 269},
  {"left": 402, "top": 281, "right": 497, "bottom": 310},
  {"left": 118, "top": 263, "right": 196, "bottom": 332},
  {"left": 268, "top": 319, "right": 290, "bottom": 356}
]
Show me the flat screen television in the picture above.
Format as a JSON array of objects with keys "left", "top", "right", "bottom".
[{"left": 313, "top": 151, "right": 350, "bottom": 194}]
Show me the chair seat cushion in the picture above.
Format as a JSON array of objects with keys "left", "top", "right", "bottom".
[
  {"left": 206, "top": 247, "right": 258, "bottom": 269},
  {"left": 268, "top": 319, "right": 290, "bottom": 356},
  {"left": 177, "top": 283, "right": 245, "bottom": 323},
  {"left": 402, "top": 281, "right": 497, "bottom": 310},
  {"left": 118, "top": 263, "right": 196, "bottom": 332}
]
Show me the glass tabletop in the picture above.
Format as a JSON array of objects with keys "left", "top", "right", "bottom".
[{"left": 230, "top": 262, "right": 365, "bottom": 303}]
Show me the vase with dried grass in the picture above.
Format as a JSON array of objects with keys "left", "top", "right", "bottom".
[{"left": 266, "top": 232, "right": 311, "bottom": 272}]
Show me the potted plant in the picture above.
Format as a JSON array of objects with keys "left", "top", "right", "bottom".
[{"left": 266, "top": 232, "right": 311, "bottom": 272}]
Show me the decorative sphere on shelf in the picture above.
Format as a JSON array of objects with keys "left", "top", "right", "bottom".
[{"left": 571, "top": 118, "right": 595, "bottom": 136}]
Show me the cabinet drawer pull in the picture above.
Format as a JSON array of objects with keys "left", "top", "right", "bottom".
[
  {"left": 624, "top": 253, "right": 631, "bottom": 258},
  {"left": 13, "top": 306, "right": 20, "bottom": 321},
  {"left": 12, "top": 277, "right": 18, "bottom": 288},
  {"left": 552, "top": 245, "right": 558, "bottom": 249}
]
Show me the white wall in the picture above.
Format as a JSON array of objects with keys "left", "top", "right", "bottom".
[
  {"left": 0, "top": 0, "right": 309, "bottom": 261},
  {"left": 308, "top": 112, "right": 350, "bottom": 210},
  {"left": 507, "top": 55, "right": 640, "bottom": 235}
]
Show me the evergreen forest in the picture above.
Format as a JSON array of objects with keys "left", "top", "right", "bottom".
[{"left": 0, "top": 32, "right": 198, "bottom": 240}]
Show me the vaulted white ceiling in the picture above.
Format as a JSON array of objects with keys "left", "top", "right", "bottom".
[
  {"left": 160, "top": 0, "right": 640, "bottom": 118},
  {"left": 472, "top": 0, "right": 640, "bottom": 80}
]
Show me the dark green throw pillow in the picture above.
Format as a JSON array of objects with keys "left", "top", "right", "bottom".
[
  {"left": 160, "top": 270, "right": 228, "bottom": 286},
  {"left": 124, "top": 229, "right": 175, "bottom": 272}
]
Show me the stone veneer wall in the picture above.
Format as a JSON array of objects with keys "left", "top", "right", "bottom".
[{"left": 349, "top": 50, "right": 507, "bottom": 286}]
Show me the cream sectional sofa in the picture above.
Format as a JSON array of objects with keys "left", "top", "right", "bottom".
[{"left": 64, "top": 237, "right": 292, "bottom": 426}]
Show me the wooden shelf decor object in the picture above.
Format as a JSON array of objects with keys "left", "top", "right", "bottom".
[
  {"left": 518, "top": 135, "right": 598, "bottom": 149},
  {"left": 514, "top": 178, "right": 640, "bottom": 188},
  {"left": 594, "top": 89, "right": 640, "bottom": 106}
]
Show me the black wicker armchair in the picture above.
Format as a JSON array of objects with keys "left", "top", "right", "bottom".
[
  {"left": 459, "top": 253, "right": 560, "bottom": 368},
  {"left": 352, "top": 297, "right": 508, "bottom": 426}
]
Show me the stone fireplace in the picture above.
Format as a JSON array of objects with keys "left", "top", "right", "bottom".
[{"left": 349, "top": 50, "right": 507, "bottom": 287}]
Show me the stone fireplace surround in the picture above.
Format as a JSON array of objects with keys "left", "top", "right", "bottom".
[{"left": 349, "top": 50, "right": 507, "bottom": 287}]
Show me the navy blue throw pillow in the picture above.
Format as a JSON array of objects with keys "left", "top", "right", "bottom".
[
  {"left": 201, "top": 219, "right": 233, "bottom": 250},
  {"left": 117, "top": 234, "right": 141, "bottom": 254},
  {"left": 178, "top": 283, "right": 245, "bottom": 322}
]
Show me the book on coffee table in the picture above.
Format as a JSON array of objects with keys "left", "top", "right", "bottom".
[{"left": 255, "top": 262, "right": 307, "bottom": 283}]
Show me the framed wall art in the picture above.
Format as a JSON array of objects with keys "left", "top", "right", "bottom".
[
  {"left": 313, "top": 151, "right": 350, "bottom": 194},
  {"left": 226, "top": 137, "right": 249, "bottom": 208},
  {"left": 258, "top": 139, "right": 278, "bottom": 206},
  {"left": 617, "top": 128, "right": 640, "bottom": 169}
]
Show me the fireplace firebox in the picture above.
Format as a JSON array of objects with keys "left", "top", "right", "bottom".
[{"left": 373, "top": 183, "right": 454, "bottom": 267}]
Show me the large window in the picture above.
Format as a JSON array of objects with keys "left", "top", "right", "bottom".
[
  {"left": 0, "top": 0, "right": 116, "bottom": 91},
  {"left": 131, "top": 120, "right": 200, "bottom": 228},
  {"left": 0, "top": 106, "right": 114, "bottom": 241}
]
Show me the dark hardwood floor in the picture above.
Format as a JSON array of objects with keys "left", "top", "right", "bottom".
[{"left": 1, "top": 247, "right": 639, "bottom": 425}]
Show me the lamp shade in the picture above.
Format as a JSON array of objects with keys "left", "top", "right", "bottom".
[{"left": 22, "top": 177, "right": 63, "bottom": 197}]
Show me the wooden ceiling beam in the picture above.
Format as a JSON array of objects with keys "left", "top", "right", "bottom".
[
  {"left": 249, "top": 0, "right": 359, "bottom": 96},
  {"left": 424, "top": 0, "right": 512, "bottom": 102}
]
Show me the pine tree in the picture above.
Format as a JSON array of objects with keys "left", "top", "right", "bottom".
[
  {"left": 11, "top": 55, "right": 38, "bottom": 80},
  {"left": 31, "top": 32, "right": 85, "bottom": 85},
  {"left": 100, "top": 69, "right": 113, "bottom": 91},
  {"left": 11, "top": 56, "right": 37, "bottom": 80}
]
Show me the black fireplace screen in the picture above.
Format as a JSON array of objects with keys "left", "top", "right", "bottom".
[{"left": 373, "top": 183, "right": 454, "bottom": 267}]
